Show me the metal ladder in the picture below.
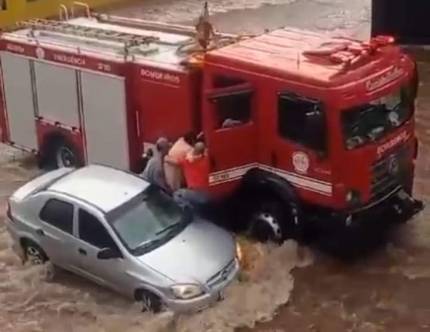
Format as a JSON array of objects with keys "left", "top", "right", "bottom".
[{"left": 18, "top": 19, "right": 159, "bottom": 47}]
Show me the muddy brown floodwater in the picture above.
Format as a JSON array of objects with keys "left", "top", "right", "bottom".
[{"left": 3, "top": 0, "right": 430, "bottom": 331}]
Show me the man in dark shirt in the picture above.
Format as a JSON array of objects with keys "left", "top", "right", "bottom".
[{"left": 141, "top": 137, "right": 170, "bottom": 191}]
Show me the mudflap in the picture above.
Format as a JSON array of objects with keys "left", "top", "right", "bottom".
[{"left": 314, "top": 189, "right": 425, "bottom": 260}]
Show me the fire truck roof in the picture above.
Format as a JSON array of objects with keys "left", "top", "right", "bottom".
[
  {"left": 2, "top": 17, "right": 193, "bottom": 71},
  {"left": 207, "top": 27, "right": 384, "bottom": 87}
]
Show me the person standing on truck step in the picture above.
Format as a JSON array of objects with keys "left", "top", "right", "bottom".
[
  {"left": 164, "top": 131, "right": 197, "bottom": 192},
  {"left": 140, "top": 137, "right": 170, "bottom": 192},
  {"left": 167, "top": 141, "right": 211, "bottom": 213}
]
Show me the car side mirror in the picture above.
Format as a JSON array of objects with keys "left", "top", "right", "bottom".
[{"left": 97, "top": 247, "right": 122, "bottom": 260}]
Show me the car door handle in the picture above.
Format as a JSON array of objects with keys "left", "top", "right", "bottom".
[
  {"left": 78, "top": 248, "right": 87, "bottom": 256},
  {"left": 36, "top": 229, "right": 45, "bottom": 236}
]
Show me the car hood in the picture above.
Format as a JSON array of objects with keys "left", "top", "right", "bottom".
[{"left": 137, "top": 218, "right": 236, "bottom": 284}]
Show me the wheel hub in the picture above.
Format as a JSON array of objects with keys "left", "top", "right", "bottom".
[
  {"left": 249, "top": 212, "right": 282, "bottom": 242},
  {"left": 56, "top": 146, "right": 75, "bottom": 168},
  {"left": 26, "top": 246, "right": 44, "bottom": 265}
]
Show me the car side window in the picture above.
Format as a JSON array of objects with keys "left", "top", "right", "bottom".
[
  {"left": 39, "top": 199, "right": 74, "bottom": 234},
  {"left": 78, "top": 209, "right": 118, "bottom": 249}
]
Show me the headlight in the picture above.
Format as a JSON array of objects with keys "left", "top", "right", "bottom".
[
  {"left": 235, "top": 242, "right": 243, "bottom": 263},
  {"left": 171, "top": 284, "right": 203, "bottom": 300},
  {"left": 346, "top": 189, "right": 361, "bottom": 206}
]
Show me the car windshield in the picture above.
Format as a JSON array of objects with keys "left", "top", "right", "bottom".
[
  {"left": 107, "top": 186, "right": 192, "bottom": 255},
  {"left": 341, "top": 86, "right": 413, "bottom": 150}
]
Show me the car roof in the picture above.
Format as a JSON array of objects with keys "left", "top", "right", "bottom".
[{"left": 48, "top": 165, "right": 149, "bottom": 213}]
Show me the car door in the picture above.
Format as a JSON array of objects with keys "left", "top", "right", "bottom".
[
  {"left": 75, "top": 207, "right": 130, "bottom": 295},
  {"left": 36, "top": 197, "right": 80, "bottom": 272}
]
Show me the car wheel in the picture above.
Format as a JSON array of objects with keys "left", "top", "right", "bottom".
[
  {"left": 22, "top": 240, "right": 48, "bottom": 265},
  {"left": 138, "top": 290, "right": 164, "bottom": 314}
]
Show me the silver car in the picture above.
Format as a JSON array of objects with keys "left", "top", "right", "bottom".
[{"left": 6, "top": 165, "right": 241, "bottom": 313}]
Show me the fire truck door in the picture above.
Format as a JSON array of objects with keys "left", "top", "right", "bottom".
[
  {"left": 0, "top": 52, "right": 38, "bottom": 150},
  {"left": 204, "top": 85, "right": 256, "bottom": 192},
  {"left": 80, "top": 71, "right": 130, "bottom": 170},
  {"left": 272, "top": 93, "right": 332, "bottom": 197}
]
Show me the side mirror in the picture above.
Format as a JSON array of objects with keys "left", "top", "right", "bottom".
[{"left": 97, "top": 247, "right": 122, "bottom": 260}]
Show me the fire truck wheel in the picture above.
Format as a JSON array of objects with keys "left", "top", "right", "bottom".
[
  {"left": 41, "top": 137, "right": 83, "bottom": 170},
  {"left": 247, "top": 199, "right": 296, "bottom": 244}
]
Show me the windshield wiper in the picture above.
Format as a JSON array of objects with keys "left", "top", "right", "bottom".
[
  {"left": 134, "top": 237, "right": 166, "bottom": 255},
  {"left": 133, "top": 224, "right": 182, "bottom": 255},
  {"left": 155, "top": 222, "right": 183, "bottom": 236}
]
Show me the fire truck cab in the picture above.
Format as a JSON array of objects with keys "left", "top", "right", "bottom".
[{"left": 0, "top": 6, "right": 423, "bottom": 253}]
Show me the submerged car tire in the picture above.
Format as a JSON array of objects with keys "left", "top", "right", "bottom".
[
  {"left": 137, "top": 289, "right": 164, "bottom": 314},
  {"left": 22, "top": 240, "right": 48, "bottom": 265}
]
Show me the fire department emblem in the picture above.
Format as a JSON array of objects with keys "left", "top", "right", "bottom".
[
  {"left": 36, "top": 47, "right": 45, "bottom": 60},
  {"left": 388, "top": 155, "right": 400, "bottom": 176},
  {"left": 292, "top": 152, "right": 310, "bottom": 174}
]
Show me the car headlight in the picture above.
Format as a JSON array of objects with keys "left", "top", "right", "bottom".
[
  {"left": 346, "top": 189, "right": 361, "bottom": 206},
  {"left": 235, "top": 242, "right": 243, "bottom": 263},
  {"left": 171, "top": 284, "right": 204, "bottom": 300}
]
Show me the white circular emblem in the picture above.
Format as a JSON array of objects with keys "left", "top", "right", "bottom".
[
  {"left": 292, "top": 152, "right": 310, "bottom": 174},
  {"left": 36, "top": 47, "right": 45, "bottom": 59}
]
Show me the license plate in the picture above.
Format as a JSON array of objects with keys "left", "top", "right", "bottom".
[{"left": 218, "top": 291, "right": 225, "bottom": 301}]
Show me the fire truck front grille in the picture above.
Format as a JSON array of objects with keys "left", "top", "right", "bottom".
[{"left": 370, "top": 145, "right": 409, "bottom": 202}]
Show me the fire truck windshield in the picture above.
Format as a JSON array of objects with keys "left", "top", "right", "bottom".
[{"left": 341, "top": 86, "right": 413, "bottom": 150}]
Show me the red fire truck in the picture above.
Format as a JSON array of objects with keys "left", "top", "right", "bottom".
[{"left": 0, "top": 3, "right": 423, "bottom": 252}]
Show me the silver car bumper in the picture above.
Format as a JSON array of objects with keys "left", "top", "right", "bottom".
[{"left": 165, "top": 259, "right": 240, "bottom": 313}]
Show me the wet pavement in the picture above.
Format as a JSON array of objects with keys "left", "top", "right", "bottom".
[
  {"left": 109, "top": 0, "right": 370, "bottom": 37},
  {"left": 3, "top": 0, "right": 430, "bottom": 331}
]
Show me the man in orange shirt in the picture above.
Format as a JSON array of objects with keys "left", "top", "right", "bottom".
[{"left": 167, "top": 141, "right": 211, "bottom": 213}]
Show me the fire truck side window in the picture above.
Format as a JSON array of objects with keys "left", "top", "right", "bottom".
[
  {"left": 277, "top": 94, "right": 326, "bottom": 152},
  {"left": 213, "top": 91, "right": 252, "bottom": 129},
  {"left": 0, "top": 0, "right": 6, "bottom": 10}
]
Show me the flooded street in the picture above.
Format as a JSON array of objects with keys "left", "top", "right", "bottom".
[{"left": 2, "top": 0, "right": 430, "bottom": 331}]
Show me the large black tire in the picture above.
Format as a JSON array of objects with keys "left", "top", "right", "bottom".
[
  {"left": 40, "top": 136, "right": 83, "bottom": 170},
  {"left": 21, "top": 239, "right": 48, "bottom": 265},
  {"left": 136, "top": 289, "right": 164, "bottom": 314},
  {"left": 246, "top": 196, "right": 298, "bottom": 244}
]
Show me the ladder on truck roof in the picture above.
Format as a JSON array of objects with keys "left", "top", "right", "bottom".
[{"left": 17, "top": 19, "right": 160, "bottom": 47}]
